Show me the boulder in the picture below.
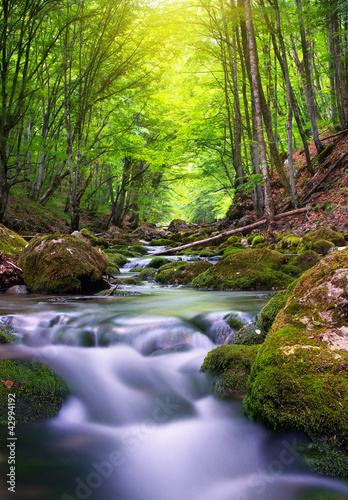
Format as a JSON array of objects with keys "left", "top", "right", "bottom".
[
  {"left": 244, "top": 247, "right": 348, "bottom": 452},
  {"left": 18, "top": 234, "right": 109, "bottom": 294},
  {"left": 0, "top": 326, "right": 67, "bottom": 422},
  {"left": 191, "top": 248, "right": 294, "bottom": 290},
  {"left": 0, "top": 223, "right": 27, "bottom": 257},
  {"left": 156, "top": 261, "right": 213, "bottom": 285},
  {"left": 168, "top": 219, "right": 188, "bottom": 233}
]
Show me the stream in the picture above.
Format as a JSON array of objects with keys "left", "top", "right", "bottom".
[{"left": 1, "top": 253, "right": 348, "bottom": 500}]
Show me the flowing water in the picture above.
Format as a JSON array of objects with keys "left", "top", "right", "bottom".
[{"left": 0, "top": 272, "right": 348, "bottom": 500}]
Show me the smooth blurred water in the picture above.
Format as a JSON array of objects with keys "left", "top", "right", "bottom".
[{"left": 0, "top": 289, "right": 347, "bottom": 500}]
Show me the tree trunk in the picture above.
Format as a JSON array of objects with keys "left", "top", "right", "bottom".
[
  {"left": 243, "top": 0, "right": 274, "bottom": 218},
  {"left": 274, "top": 0, "right": 298, "bottom": 208},
  {"left": 295, "top": 0, "right": 323, "bottom": 154},
  {"left": 153, "top": 208, "right": 308, "bottom": 255}
]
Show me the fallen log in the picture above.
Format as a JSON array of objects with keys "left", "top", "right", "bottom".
[{"left": 153, "top": 207, "right": 309, "bottom": 255}]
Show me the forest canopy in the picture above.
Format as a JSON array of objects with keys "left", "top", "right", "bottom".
[{"left": 0, "top": 0, "right": 347, "bottom": 230}]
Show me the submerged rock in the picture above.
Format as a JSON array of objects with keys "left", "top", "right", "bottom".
[
  {"left": 244, "top": 247, "right": 348, "bottom": 453},
  {"left": 18, "top": 234, "right": 109, "bottom": 294}
]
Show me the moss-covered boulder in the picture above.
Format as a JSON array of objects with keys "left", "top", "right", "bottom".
[
  {"left": 79, "top": 228, "right": 109, "bottom": 249},
  {"left": 148, "top": 256, "right": 171, "bottom": 269},
  {"left": 156, "top": 261, "right": 213, "bottom": 285},
  {"left": 303, "top": 226, "right": 345, "bottom": 248},
  {"left": 18, "top": 234, "right": 109, "bottom": 294},
  {"left": 278, "top": 233, "right": 303, "bottom": 252},
  {"left": 191, "top": 248, "right": 294, "bottom": 290},
  {"left": 0, "top": 224, "right": 27, "bottom": 257},
  {"left": 0, "top": 326, "right": 67, "bottom": 423},
  {"left": 295, "top": 250, "right": 320, "bottom": 271},
  {"left": 244, "top": 247, "right": 348, "bottom": 452},
  {"left": 201, "top": 344, "right": 260, "bottom": 396}
]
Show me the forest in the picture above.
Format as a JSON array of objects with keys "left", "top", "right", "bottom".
[{"left": 1, "top": 0, "right": 348, "bottom": 232}]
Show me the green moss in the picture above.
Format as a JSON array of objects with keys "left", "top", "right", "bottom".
[
  {"left": 278, "top": 234, "right": 303, "bottom": 252},
  {"left": 243, "top": 248, "right": 348, "bottom": 458},
  {"left": 105, "top": 252, "right": 129, "bottom": 267},
  {"left": 221, "top": 247, "right": 244, "bottom": 259},
  {"left": 18, "top": 234, "right": 109, "bottom": 294},
  {"left": 0, "top": 359, "right": 67, "bottom": 424},
  {"left": 244, "top": 326, "right": 348, "bottom": 448},
  {"left": 223, "top": 313, "right": 244, "bottom": 330},
  {"left": 150, "top": 238, "right": 169, "bottom": 246},
  {"left": 256, "top": 288, "right": 291, "bottom": 334},
  {"left": 156, "top": 261, "right": 213, "bottom": 285},
  {"left": 0, "top": 224, "right": 27, "bottom": 257},
  {"left": 0, "top": 326, "right": 67, "bottom": 424},
  {"left": 80, "top": 228, "right": 108, "bottom": 249},
  {"left": 233, "top": 324, "right": 266, "bottom": 345},
  {"left": 303, "top": 227, "right": 345, "bottom": 248},
  {"left": 251, "top": 235, "right": 266, "bottom": 247},
  {"left": 106, "top": 263, "right": 120, "bottom": 276},
  {"left": 201, "top": 344, "right": 261, "bottom": 396},
  {"left": 295, "top": 250, "right": 320, "bottom": 271},
  {"left": 198, "top": 249, "right": 215, "bottom": 257},
  {"left": 138, "top": 267, "right": 157, "bottom": 279},
  {"left": 191, "top": 248, "right": 293, "bottom": 291},
  {"left": 312, "top": 239, "right": 335, "bottom": 255},
  {"left": 129, "top": 244, "right": 148, "bottom": 255},
  {"left": 148, "top": 256, "right": 171, "bottom": 269}
]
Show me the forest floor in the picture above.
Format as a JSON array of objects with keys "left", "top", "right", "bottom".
[{"left": 3, "top": 129, "right": 348, "bottom": 236}]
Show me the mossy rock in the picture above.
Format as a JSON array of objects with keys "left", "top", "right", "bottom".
[
  {"left": 221, "top": 247, "right": 244, "bottom": 259},
  {"left": 191, "top": 248, "right": 293, "bottom": 290},
  {"left": 106, "top": 263, "right": 120, "bottom": 276},
  {"left": 106, "top": 252, "right": 129, "bottom": 267},
  {"left": 79, "top": 228, "right": 109, "bottom": 249},
  {"left": 256, "top": 287, "right": 294, "bottom": 335},
  {"left": 201, "top": 344, "right": 260, "bottom": 397},
  {"left": 110, "top": 237, "right": 128, "bottom": 246},
  {"left": 18, "top": 234, "right": 109, "bottom": 294},
  {"left": 129, "top": 244, "right": 148, "bottom": 255},
  {"left": 156, "top": 261, "right": 213, "bottom": 285},
  {"left": 224, "top": 312, "right": 244, "bottom": 330},
  {"left": 198, "top": 249, "right": 215, "bottom": 258},
  {"left": 278, "top": 234, "right": 303, "bottom": 252},
  {"left": 138, "top": 267, "right": 157, "bottom": 279},
  {"left": 150, "top": 238, "right": 169, "bottom": 246},
  {"left": 295, "top": 250, "right": 320, "bottom": 271},
  {"left": 312, "top": 239, "right": 335, "bottom": 256},
  {"left": 251, "top": 235, "right": 266, "bottom": 247},
  {"left": 233, "top": 324, "right": 266, "bottom": 346},
  {"left": 0, "top": 326, "right": 67, "bottom": 424},
  {"left": 148, "top": 256, "right": 171, "bottom": 269},
  {"left": 243, "top": 247, "right": 348, "bottom": 456},
  {"left": 219, "top": 235, "right": 242, "bottom": 249},
  {"left": 303, "top": 226, "right": 345, "bottom": 248},
  {"left": 0, "top": 224, "right": 27, "bottom": 257}
]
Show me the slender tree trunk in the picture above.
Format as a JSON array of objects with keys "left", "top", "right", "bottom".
[
  {"left": 274, "top": 0, "right": 298, "bottom": 208},
  {"left": 243, "top": 0, "right": 274, "bottom": 218},
  {"left": 295, "top": 0, "right": 323, "bottom": 153}
]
